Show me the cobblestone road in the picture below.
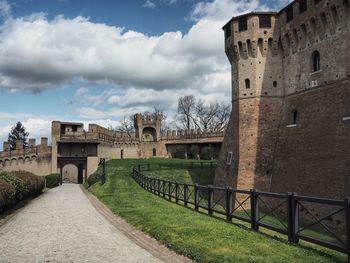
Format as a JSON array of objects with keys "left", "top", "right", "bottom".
[{"left": 0, "top": 184, "right": 164, "bottom": 263}]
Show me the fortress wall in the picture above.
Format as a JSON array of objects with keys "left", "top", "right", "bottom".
[
  {"left": 214, "top": 111, "right": 238, "bottom": 188},
  {"left": 0, "top": 153, "right": 52, "bottom": 176},
  {"left": 87, "top": 157, "right": 99, "bottom": 177},
  {"left": 269, "top": 0, "right": 350, "bottom": 198},
  {"left": 216, "top": 0, "right": 350, "bottom": 200},
  {"left": 139, "top": 142, "right": 168, "bottom": 158},
  {"left": 97, "top": 143, "right": 140, "bottom": 159},
  {"left": 271, "top": 80, "right": 350, "bottom": 199}
]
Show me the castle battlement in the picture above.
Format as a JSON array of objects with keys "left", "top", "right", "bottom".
[
  {"left": 0, "top": 137, "right": 51, "bottom": 159},
  {"left": 223, "top": 0, "right": 350, "bottom": 100},
  {"left": 161, "top": 129, "right": 225, "bottom": 140},
  {"left": 215, "top": 0, "right": 350, "bottom": 202}
]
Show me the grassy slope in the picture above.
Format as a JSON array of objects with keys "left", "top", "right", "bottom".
[
  {"left": 143, "top": 167, "right": 215, "bottom": 186},
  {"left": 143, "top": 166, "right": 346, "bottom": 247},
  {"left": 88, "top": 159, "right": 346, "bottom": 263}
]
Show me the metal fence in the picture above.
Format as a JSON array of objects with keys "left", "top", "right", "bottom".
[{"left": 132, "top": 165, "right": 350, "bottom": 262}]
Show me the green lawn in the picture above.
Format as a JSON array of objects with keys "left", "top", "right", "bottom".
[
  {"left": 88, "top": 158, "right": 347, "bottom": 263},
  {"left": 143, "top": 165, "right": 215, "bottom": 186},
  {"left": 143, "top": 163, "right": 347, "bottom": 248}
]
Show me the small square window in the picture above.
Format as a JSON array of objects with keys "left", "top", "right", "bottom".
[
  {"left": 226, "top": 152, "right": 233, "bottom": 165},
  {"left": 299, "top": 0, "right": 307, "bottom": 13},
  {"left": 239, "top": 17, "right": 248, "bottom": 32},
  {"left": 259, "top": 15, "right": 271, "bottom": 28},
  {"left": 245, "top": 79, "right": 251, "bottom": 89},
  {"left": 224, "top": 24, "right": 231, "bottom": 39},
  {"left": 286, "top": 6, "right": 294, "bottom": 22}
]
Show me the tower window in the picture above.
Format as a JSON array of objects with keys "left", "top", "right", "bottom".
[
  {"left": 224, "top": 24, "right": 231, "bottom": 39},
  {"left": 273, "top": 81, "right": 277, "bottom": 87},
  {"left": 292, "top": 110, "right": 298, "bottom": 124},
  {"left": 286, "top": 5, "right": 294, "bottom": 22},
  {"left": 259, "top": 15, "right": 271, "bottom": 28},
  {"left": 245, "top": 79, "right": 251, "bottom": 89},
  {"left": 312, "top": 51, "right": 321, "bottom": 72},
  {"left": 238, "top": 17, "right": 248, "bottom": 32},
  {"left": 299, "top": 0, "right": 307, "bottom": 13},
  {"left": 344, "top": 0, "right": 349, "bottom": 15}
]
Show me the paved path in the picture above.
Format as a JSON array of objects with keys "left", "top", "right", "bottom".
[{"left": 0, "top": 184, "right": 180, "bottom": 263}]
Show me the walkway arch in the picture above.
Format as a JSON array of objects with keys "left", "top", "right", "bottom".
[{"left": 59, "top": 159, "right": 86, "bottom": 184}]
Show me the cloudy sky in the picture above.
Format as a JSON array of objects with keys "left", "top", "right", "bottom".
[{"left": 0, "top": 0, "right": 291, "bottom": 148}]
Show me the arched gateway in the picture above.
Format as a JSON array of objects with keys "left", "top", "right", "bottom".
[{"left": 52, "top": 122, "right": 100, "bottom": 184}]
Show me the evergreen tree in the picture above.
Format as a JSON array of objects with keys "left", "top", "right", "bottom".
[{"left": 8, "top": 121, "right": 29, "bottom": 150}]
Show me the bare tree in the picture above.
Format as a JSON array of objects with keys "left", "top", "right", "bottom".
[
  {"left": 176, "top": 95, "right": 196, "bottom": 131},
  {"left": 210, "top": 102, "right": 231, "bottom": 132},
  {"left": 194, "top": 100, "right": 218, "bottom": 131},
  {"left": 116, "top": 116, "right": 135, "bottom": 137},
  {"left": 176, "top": 95, "right": 231, "bottom": 132}
]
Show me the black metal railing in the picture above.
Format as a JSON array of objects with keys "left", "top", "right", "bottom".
[{"left": 132, "top": 166, "right": 350, "bottom": 262}]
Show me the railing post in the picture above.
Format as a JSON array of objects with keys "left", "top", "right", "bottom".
[
  {"left": 157, "top": 179, "right": 161, "bottom": 195},
  {"left": 138, "top": 164, "right": 141, "bottom": 172},
  {"left": 194, "top": 184, "right": 199, "bottom": 211},
  {"left": 208, "top": 185, "right": 213, "bottom": 216},
  {"left": 345, "top": 198, "right": 350, "bottom": 263},
  {"left": 162, "top": 181, "right": 166, "bottom": 198},
  {"left": 168, "top": 182, "right": 172, "bottom": 201},
  {"left": 175, "top": 183, "right": 179, "bottom": 203},
  {"left": 184, "top": 184, "right": 188, "bottom": 206},
  {"left": 226, "top": 187, "right": 233, "bottom": 222},
  {"left": 287, "top": 192, "right": 293, "bottom": 242},
  {"left": 287, "top": 192, "right": 299, "bottom": 244},
  {"left": 250, "top": 189, "right": 259, "bottom": 231}
]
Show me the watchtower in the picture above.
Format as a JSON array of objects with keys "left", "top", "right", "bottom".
[
  {"left": 134, "top": 113, "right": 162, "bottom": 142},
  {"left": 216, "top": 0, "right": 350, "bottom": 199},
  {"left": 220, "top": 12, "right": 284, "bottom": 191}
]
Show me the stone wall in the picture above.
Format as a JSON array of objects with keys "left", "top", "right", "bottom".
[
  {"left": 215, "top": 0, "right": 350, "bottom": 200},
  {"left": 0, "top": 153, "right": 52, "bottom": 176},
  {"left": 0, "top": 137, "right": 52, "bottom": 176}
]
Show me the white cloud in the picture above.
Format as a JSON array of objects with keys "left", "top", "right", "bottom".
[
  {"left": 0, "top": 115, "right": 52, "bottom": 148},
  {"left": 77, "top": 106, "right": 153, "bottom": 120},
  {"left": 0, "top": 0, "right": 292, "bottom": 96},
  {"left": 0, "top": 113, "right": 123, "bottom": 150},
  {"left": 143, "top": 0, "right": 157, "bottom": 9},
  {"left": 0, "top": 0, "right": 11, "bottom": 20},
  {"left": 0, "top": 0, "right": 277, "bottom": 95},
  {"left": 0, "top": 0, "right": 290, "bottom": 150}
]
